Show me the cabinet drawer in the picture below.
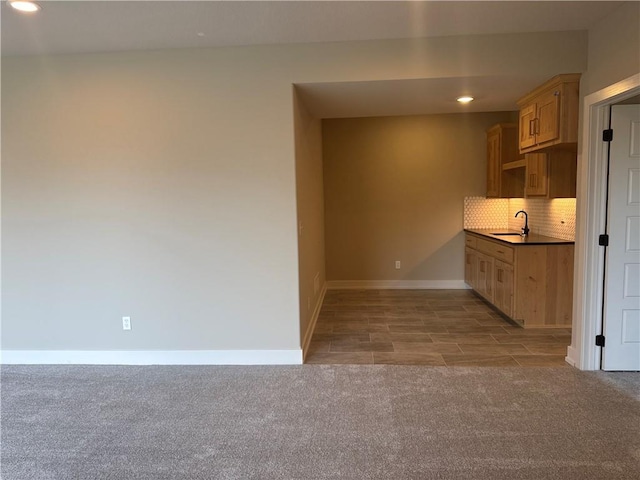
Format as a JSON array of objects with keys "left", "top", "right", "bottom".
[
  {"left": 465, "top": 235, "right": 477, "bottom": 249},
  {"left": 476, "top": 238, "right": 514, "bottom": 264}
]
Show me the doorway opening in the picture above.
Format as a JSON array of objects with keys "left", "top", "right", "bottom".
[
  {"left": 600, "top": 103, "right": 640, "bottom": 370},
  {"left": 570, "top": 74, "right": 640, "bottom": 371}
]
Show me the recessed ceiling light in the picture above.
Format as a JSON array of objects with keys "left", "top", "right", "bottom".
[
  {"left": 8, "top": 1, "right": 40, "bottom": 12},
  {"left": 457, "top": 96, "right": 474, "bottom": 104}
]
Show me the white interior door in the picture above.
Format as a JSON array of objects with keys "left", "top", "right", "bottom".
[{"left": 602, "top": 104, "right": 640, "bottom": 371}]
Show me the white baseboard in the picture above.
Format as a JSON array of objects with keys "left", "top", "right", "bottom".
[
  {"left": 0, "top": 349, "right": 303, "bottom": 365},
  {"left": 302, "top": 282, "right": 327, "bottom": 361},
  {"left": 565, "top": 346, "right": 578, "bottom": 368},
  {"left": 326, "top": 280, "right": 470, "bottom": 290}
]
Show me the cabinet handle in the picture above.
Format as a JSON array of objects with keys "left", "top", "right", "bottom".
[
  {"left": 534, "top": 117, "right": 540, "bottom": 135},
  {"left": 529, "top": 119, "right": 535, "bottom": 136},
  {"left": 496, "top": 250, "right": 504, "bottom": 254},
  {"left": 554, "top": 91, "right": 560, "bottom": 97}
]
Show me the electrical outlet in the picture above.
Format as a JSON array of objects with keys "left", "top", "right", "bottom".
[
  {"left": 395, "top": 260, "right": 401, "bottom": 269},
  {"left": 122, "top": 316, "right": 131, "bottom": 331}
]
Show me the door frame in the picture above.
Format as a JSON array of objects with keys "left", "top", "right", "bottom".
[{"left": 568, "top": 73, "right": 640, "bottom": 370}]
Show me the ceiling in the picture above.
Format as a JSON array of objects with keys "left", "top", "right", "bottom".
[
  {"left": 1, "top": 1, "right": 623, "bottom": 56},
  {"left": 1, "top": 1, "right": 626, "bottom": 118},
  {"left": 296, "top": 75, "right": 555, "bottom": 118}
]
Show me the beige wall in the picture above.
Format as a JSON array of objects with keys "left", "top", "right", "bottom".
[
  {"left": 583, "top": 1, "right": 640, "bottom": 96},
  {"left": 1, "top": 31, "right": 587, "bottom": 353},
  {"left": 1, "top": 51, "right": 300, "bottom": 351},
  {"left": 293, "top": 88, "right": 325, "bottom": 344},
  {"left": 323, "top": 112, "right": 516, "bottom": 282}
]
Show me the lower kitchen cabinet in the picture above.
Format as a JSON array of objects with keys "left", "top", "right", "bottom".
[
  {"left": 464, "top": 247, "right": 477, "bottom": 290},
  {"left": 464, "top": 233, "right": 573, "bottom": 328},
  {"left": 476, "top": 251, "right": 494, "bottom": 303},
  {"left": 494, "top": 260, "right": 514, "bottom": 318}
]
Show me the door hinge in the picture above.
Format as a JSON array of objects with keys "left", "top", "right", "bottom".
[
  {"left": 595, "top": 335, "right": 605, "bottom": 347},
  {"left": 598, "top": 234, "right": 609, "bottom": 247},
  {"left": 603, "top": 129, "right": 613, "bottom": 142}
]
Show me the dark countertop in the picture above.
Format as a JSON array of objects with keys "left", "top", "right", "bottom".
[{"left": 465, "top": 228, "right": 575, "bottom": 245}]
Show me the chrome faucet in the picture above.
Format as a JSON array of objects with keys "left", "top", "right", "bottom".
[{"left": 515, "top": 210, "right": 529, "bottom": 237}]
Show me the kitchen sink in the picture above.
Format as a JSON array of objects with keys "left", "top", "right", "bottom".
[{"left": 491, "top": 232, "right": 522, "bottom": 236}]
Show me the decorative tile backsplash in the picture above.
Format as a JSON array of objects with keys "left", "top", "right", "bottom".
[
  {"left": 508, "top": 198, "right": 576, "bottom": 240},
  {"left": 464, "top": 196, "right": 576, "bottom": 241},
  {"left": 463, "top": 197, "right": 509, "bottom": 229}
]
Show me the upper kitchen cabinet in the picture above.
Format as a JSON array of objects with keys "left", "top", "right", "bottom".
[
  {"left": 486, "top": 123, "right": 524, "bottom": 198},
  {"left": 517, "top": 74, "right": 581, "bottom": 153},
  {"left": 525, "top": 149, "right": 577, "bottom": 198}
]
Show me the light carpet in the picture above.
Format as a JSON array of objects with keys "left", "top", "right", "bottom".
[{"left": 1, "top": 365, "right": 639, "bottom": 479}]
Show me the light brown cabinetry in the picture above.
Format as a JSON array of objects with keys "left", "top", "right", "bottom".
[
  {"left": 486, "top": 123, "right": 524, "bottom": 198},
  {"left": 518, "top": 104, "right": 537, "bottom": 151},
  {"left": 486, "top": 127, "right": 502, "bottom": 198},
  {"left": 494, "top": 260, "right": 514, "bottom": 318},
  {"left": 517, "top": 73, "right": 581, "bottom": 153},
  {"left": 464, "top": 247, "right": 477, "bottom": 290},
  {"left": 476, "top": 251, "right": 494, "bottom": 303},
  {"left": 525, "top": 153, "right": 548, "bottom": 196},
  {"left": 487, "top": 74, "right": 580, "bottom": 199},
  {"left": 525, "top": 150, "right": 577, "bottom": 198},
  {"left": 464, "top": 233, "right": 573, "bottom": 328}
]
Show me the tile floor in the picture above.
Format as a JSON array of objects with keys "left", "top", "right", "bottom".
[{"left": 305, "top": 289, "right": 571, "bottom": 366}]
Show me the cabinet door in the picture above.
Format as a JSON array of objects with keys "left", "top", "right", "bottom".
[
  {"left": 465, "top": 247, "right": 477, "bottom": 289},
  {"left": 494, "top": 260, "right": 514, "bottom": 317},
  {"left": 476, "top": 252, "right": 494, "bottom": 303},
  {"left": 546, "top": 149, "right": 577, "bottom": 198},
  {"left": 535, "top": 89, "right": 561, "bottom": 146},
  {"left": 486, "top": 130, "right": 501, "bottom": 197},
  {"left": 525, "top": 153, "right": 549, "bottom": 197},
  {"left": 519, "top": 104, "right": 537, "bottom": 150}
]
